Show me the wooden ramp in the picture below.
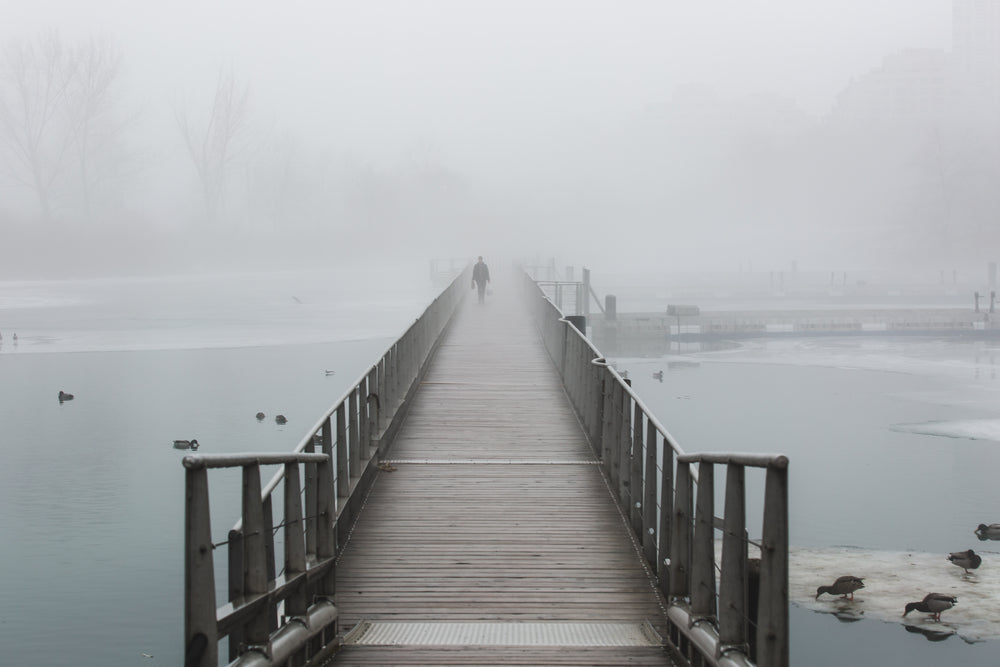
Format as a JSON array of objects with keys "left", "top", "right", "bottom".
[{"left": 330, "top": 274, "right": 676, "bottom": 666}]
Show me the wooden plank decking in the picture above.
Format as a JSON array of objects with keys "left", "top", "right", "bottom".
[{"left": 330, "top": 275, "right": 676, "bottom": 666}]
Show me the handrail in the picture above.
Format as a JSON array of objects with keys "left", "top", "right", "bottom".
[
  {"left": 183, "top": 266, "right": 471, "bottom": 667},
  {"left": 588, "top": 343, "right": 689, "bottom": 458},
  {"left": 521, "top": 266, "right": 789, "bottom": 667}
]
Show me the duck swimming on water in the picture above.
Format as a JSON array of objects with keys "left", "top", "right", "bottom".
[
  {"left": 947, "top": 549, "right": 982, "bottom": 574},
  {"left": 815, "top": 575, "right": 865, "bottom": 600},
  {"left": 275, "top": 415, "right": 287, "bottom": 424},
  {"left": 58, "top": 391, "right": 74, "bottom": 402},
  {"left": 173, "top": 439, "right": 199, "bottom": 450},
  {"left": 903, "top": 593, "right": 957, "bottom": 621},
  {"left": 975, "top": 523, "right": 1000, "bottom": 541}
]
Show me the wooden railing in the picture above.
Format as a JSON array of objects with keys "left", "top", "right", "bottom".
[
  {"left": 523, "top": 270, "right": 789, "bottom": 667},
  {"left": 182, "top": 267, "right": 470, "bottom": 667}
]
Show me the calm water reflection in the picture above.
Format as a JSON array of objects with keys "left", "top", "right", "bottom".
[
  {"left": 0, "top": 339, "right": 390, "bottom": 666},
  {"left": 614, "top": 336, "right": 1000, "bottom": 665}
]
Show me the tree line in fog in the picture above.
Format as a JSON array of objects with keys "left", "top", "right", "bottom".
[{"left": 1, "top": 30, "right": 997, "bottom": 269}]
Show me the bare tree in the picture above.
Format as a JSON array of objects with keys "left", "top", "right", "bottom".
[
  {"left": 0, "top": 32, "right": 130, "bottom": 223},
  {"left": 65, "top": 36, "right": 128, "bottom": 220},
  {"left": 174, "top": 65, "right": 250, "bottom": 221},
  {"left": 0, "top": 32, "right": 75, "bottom": 222}
]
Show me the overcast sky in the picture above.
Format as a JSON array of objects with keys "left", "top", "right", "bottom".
[
  {"left": 1, "top": 1, "right": 952, "bottom": 147},
  {"left": 0, "top": 1, "right": 967, "bottom": 276}
]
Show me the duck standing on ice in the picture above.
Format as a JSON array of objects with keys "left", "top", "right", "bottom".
[
  {"left": 903, "top": 593, "right": 957, "bottom": 621},
  {"left": 947, "top": 549, "right": 982, "bottom": 574},
  {"left": 815, "top": 575, "right": 865, "bottom": 600}
]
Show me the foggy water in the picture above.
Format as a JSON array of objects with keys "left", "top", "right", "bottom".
[
  {"left": 614, "top": 336, "right": 1000, "bottom": 666},
  {"left": 0, "top": 269, "right": 435, "bottom": 666},
  {"left": 5, "top": 268, "right": 1000, "bottom": 666}
]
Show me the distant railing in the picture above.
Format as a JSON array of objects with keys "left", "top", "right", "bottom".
[
  {"left": 183, "top": 267, "right": 470, "bottom": 667},
  {"left": 523, "top": 269, "right": 789, "bottom": 667}
]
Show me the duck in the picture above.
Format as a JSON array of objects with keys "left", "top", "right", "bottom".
[
  {"left": 975, "top": 523, "right": 1000, "bottom": 541},
  {"left": 324, "top": 370, "right": 336, "bottom": 376},
  {"left": 652, "top": 370, "right": 664, "bottom": 381},
  {"left": 58, "top": 390, "right": 74, "bottom": 402},
  {"left": 173, "top": 439, "right": 199, "bottom": 450},
  {"left": 275, "top": 415, "right": 287, "bottom": 424},
  {"left": 255, "top": 412, "right": 265, "bottom": 420},
  {"left": 815, "top": 575, "right": 865, "bottom": 600},
  {"left": 903, "top": 593, "right": 957, "bottom": 621},
  {"left": 947, "top": 549, "right": 982, "bottom": 573}
]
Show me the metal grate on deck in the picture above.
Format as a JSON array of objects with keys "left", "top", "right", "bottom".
[{"left": 344, "top": 621, "right": 663, "bottom": 647}]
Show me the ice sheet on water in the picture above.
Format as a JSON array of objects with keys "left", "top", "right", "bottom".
[
  {"left": 891, "top": 420, "right": 1000, "bottom": 443},
  {"left": 790, "top": 546, "right": 1000, "bottom": 642},
  {"left": 0, "top": 268, "right": 438, "bottom": 353}
]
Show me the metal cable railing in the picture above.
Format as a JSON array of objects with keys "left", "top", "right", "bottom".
[
  {"left": 522, "top": 268, "right": 789, "bottom": 667},
  {"left": 182, "top": 266, "right": 471, "bottom": 667}
]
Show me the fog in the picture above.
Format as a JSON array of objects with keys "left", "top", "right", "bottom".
[{"left": 2, "top": 0, "right": 995, "bottom": 280}]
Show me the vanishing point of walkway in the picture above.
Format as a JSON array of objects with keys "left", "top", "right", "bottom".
[{"left": 330, "top": 275, "right": 676, "bottom": 666}]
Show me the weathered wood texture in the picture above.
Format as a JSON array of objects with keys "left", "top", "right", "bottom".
[{"left": 330, "top": 277, "right": 675, "bottom": 665}]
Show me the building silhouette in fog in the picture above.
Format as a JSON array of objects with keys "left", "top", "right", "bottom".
[
  {"left": 953, "top": 0, "right": 1000, "bottom": 118},
  {"left": 830, "top": 1, "right": 1000, "bottom": 127}
]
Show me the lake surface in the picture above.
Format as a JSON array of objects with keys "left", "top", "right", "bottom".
[
  {"left": 3, "top": 268, "right": 999, "bottom": 665},
  {"left": 0, "top": 267, "right": 436, "bottom": 666},
  {"left": 613, "top": 336, "right": 1000, "bottom": 666}
]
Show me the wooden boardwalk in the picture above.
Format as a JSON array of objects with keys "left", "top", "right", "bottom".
[{"left": 329, "top": 275, "right": 676, "bottom": 666}]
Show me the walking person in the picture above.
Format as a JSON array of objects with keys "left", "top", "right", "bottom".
[{"left": 472, "top": 256, "right": 490, "bottom": 304}]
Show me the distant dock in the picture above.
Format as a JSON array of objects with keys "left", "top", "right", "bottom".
[{"left": 593, "top": 307, "right": 1000, "bottom": 355}]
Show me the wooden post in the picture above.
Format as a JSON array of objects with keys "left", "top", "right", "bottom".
[
  {"left": 317, "top": 418, "right": 337, "bottom": 598},
  {"left": 609, "top": 381, "right": 623, "bottom": 491},
  {"left": 242, "top": 463, "right": 269, "bottom": 646},
  {"left": 304, "top": 436, "right": 317, "bottom": 559},
  {"left": 262, "top": 494, "right": 277, "bottom": 632},
  {"left": 600, "top": 370, "right": 614, "bottom": 474},
  {"left": 642, "top": 420, "right": 657, "bottom": 567},
  {"left": 185, "top": 465, "right": 218, "bottom": 667},
  {"left": 719, "top": 463, "right": 748, "bottom": 654},
  {"left": 757, "top": 460, "right": 789, "bottom": 667},
  {"left": 377, "top": 357, "right": 387, "bottom": 431},
  {"left": 671, "top": 461, "right": 693, "bottom": 600},
  {"left": 283, "top": 462, "right": 308, "bottom": 617},
  {"left": 617, "top": 386, "right": 631, "bottom": 505},
  {"left": 658, "top": 439, "right": 674, "bottom": 596},
  {"left": 359, "top": 376, "right": 370, "bottom": 459},
  {"left": 349, "top": 387, "right": 361, "bottom": 479},
  {"left": 336, "top": 404, "right": 349, "bottom": 499},
  {"left": 691, "top": 462, "right": 716, "bottom": 619},
  {"left": 227, "top": 528, "right": 244, "bottom": 661},
  {"left": 630, "top": 403, "right": 644, "bottom": 534}
]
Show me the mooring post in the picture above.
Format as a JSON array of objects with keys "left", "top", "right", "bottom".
[
  {"left": 242, "top": 463, "right": 269, "bottom": 646},
  {"left": 336, "top": 404, "right": 349, "bottom": 498},
  {"left": 185, "top": 464, "right": 218, "bottom": 667},
  {"left": 283, "top": 462, "right": 309, "bottom": 618},
  {"left": 757, "top": 460, "right": 790, "bottom": 667},
  {"left": 691, "top": 462, "right": 716, "bottom": 619},
  {"left": 671, "top": 461, "right": 693, "bottom": 601},
  {"left": 630, "top": 402, "right": 644, "bottom": 534},
  {"left": 304, "top": 437, "right": 317, "bottom": 558},
  {"left": 317, "top": 418, "right": 337, "bottom": 598},
  {"left": 642, "top": 419, "right": 658, "bottom": 567},
  {"left": 658, "top": 440, "right": 675, "bottom": 596},
  {"left": 349, "top": 387, "right": 361, "bottom": 480},
  {"left": 719, "top": 463, "right": 749, "bottom": 654}
]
